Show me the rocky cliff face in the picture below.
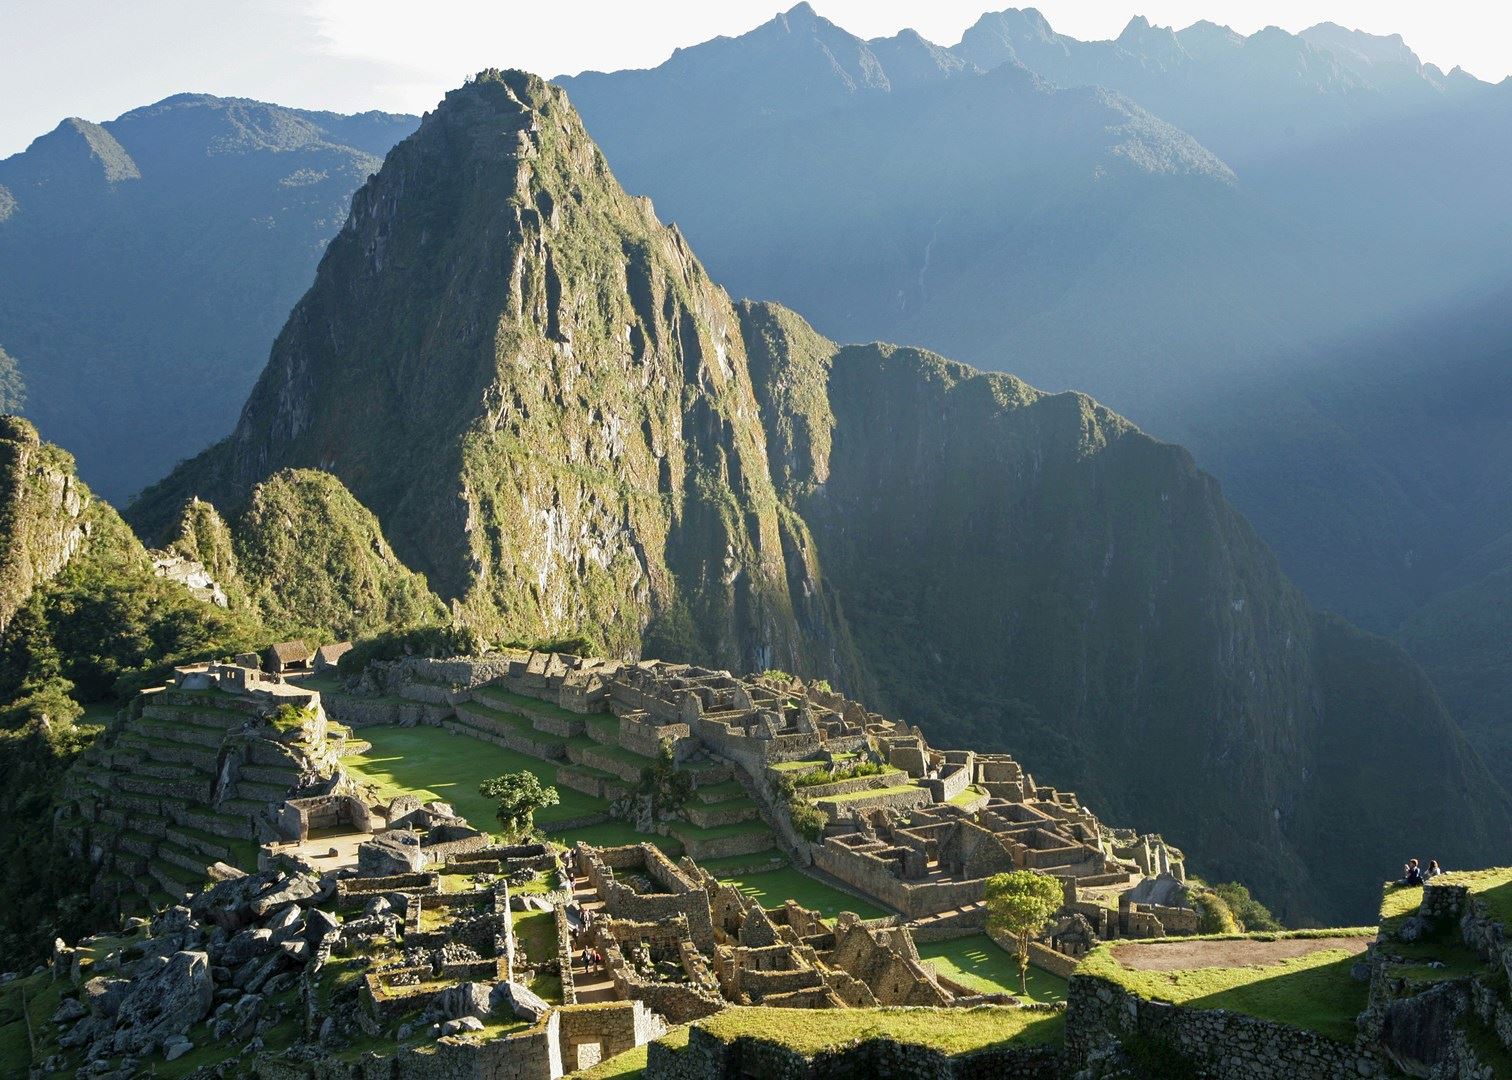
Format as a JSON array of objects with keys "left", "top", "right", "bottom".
[
  {"left": 133, "top": 72, "right": 862, "bottom": 683},
  {"left": 0, "top": 416, "right": 91, "bottom": 633},
  {"left": 740, "top": 312, "right": 1511, "bottom": 922},
  {"left": 131, "top": 71, "right": 1511, "bottom": 923}
]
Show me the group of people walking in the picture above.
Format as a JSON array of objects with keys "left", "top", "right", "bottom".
[{"left": 1400, "top": 858, "right": 1444, "bottom": 885}]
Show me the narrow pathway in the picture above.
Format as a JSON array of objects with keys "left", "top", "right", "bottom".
[{"left": 567, "top": 872, "right": 617, "bottom": 1003}]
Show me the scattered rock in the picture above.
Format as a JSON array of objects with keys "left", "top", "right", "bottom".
[
  {"left": 52, "top": 997, "right": 87, "bottom": 1023},
  {"left": 162, "top": 1034, "right": 194, "bottom": 1061},
  {"left": 438, "top": 1016, "right": 484, "bottom": 1037},
  {"left": 111, "top": 950, "right": 214, "bottom": 1054},
  {"left": 439, "top": 981, "right": 493, "bottom": 1021},
  {"left": 492, "top": 980, "right": 549, "bottom": 1022}
]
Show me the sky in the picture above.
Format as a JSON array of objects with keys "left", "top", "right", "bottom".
[{"left": 1, "top": 0, "right": 1508, "bottom": 158}]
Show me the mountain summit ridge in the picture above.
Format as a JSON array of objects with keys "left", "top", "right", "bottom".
[{"left": 131, "top": 69, "right": 1511, "bottom": 923}]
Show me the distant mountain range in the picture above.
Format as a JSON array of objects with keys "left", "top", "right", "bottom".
[
  {"left": 0, "top": 95, "right": 418, "bottom": 501},
  {"left": 557, "top": 4, "right": 1512, "bottom": 789},
  {"left": 130, "top": 70, "right": 1511, "bottom": 924}
]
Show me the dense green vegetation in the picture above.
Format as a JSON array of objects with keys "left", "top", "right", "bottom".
[
  {"left": 0, "top": 420, "right": 265, "bottom": 963},
  {"left": 232, "top": 469, "right": 447, "bottom": 640}
]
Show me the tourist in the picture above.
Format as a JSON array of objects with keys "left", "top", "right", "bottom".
[
  {"left": 1425, "top": 859, "right": 1444, "bottom": 880},
  {"left": 1403, "top": 859, "right": 1424, "bottom": 886}
]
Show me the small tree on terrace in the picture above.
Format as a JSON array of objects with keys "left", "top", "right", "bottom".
[
  {"left": 479, "top": 771, "right": 559, "bottom": 840},
  {"left": 984, "top": 869, "right": 1064, "bottom": 994}
]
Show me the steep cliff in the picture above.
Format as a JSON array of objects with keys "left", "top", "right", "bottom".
[
  {"left": 131, "top": 71, "right": 1510, "bottom": 923},
  {"left": 0, "top": 415, "right": 92, "bottom": 633},
  {"left": 740, "top": 312, "right": 1511, "bottom": 922},
  {"left": 133, "top": 71, "right": 862, "bottom": 683}
]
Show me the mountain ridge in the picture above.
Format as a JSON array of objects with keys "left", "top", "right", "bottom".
[
  {"left": 0, "top": 94, "right": 419, "bottom": 502},
  {"left": 131, "top": 69, "right": 1511, "bottom": 923}
]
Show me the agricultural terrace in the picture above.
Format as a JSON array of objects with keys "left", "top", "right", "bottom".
[{"left": 1077, "top": 929, "right": 1376, "bottom": 1043}]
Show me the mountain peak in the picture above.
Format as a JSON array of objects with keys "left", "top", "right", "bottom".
[{"left": 3, "top": 116, "right": 140, "bottom": 190}]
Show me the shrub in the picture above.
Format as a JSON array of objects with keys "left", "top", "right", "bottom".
[
  {"left": 338, "top": 624, "right": 485, "bottom": 677},
  {"left": 791, "top": 760, "right": 888, "bottom": 787},
  {"left": 1192, "top": 889, "right": 1241, "bottom": 935},
  {"left": 1213, "top": 881, "right": 1281, "bottom": 931},
  {"left": 788, "top": 798, "right": 827, "bottom": 841}
]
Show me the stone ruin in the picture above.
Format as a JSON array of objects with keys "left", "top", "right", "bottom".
[
  {"left": 57, "top": 660, "right": 353, "bottom": 911},
  {"left": 574, "top": 842, "right": 1020, "bottom": 1020}
]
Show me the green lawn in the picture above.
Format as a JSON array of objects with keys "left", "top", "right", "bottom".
[
  {"left": 694, "top": 1004, "right": 1063, "bottom": 1055},
  {"left": 1079, "top": 938, "right": 1369, "bottom": 1043},
  {"left": 1380, "top": 868, "right": 1512, "bottom": 932},
  {"left": 344, "top": 725, "right": 613, "bottom": 838},
  {"left": 915, "top": 935, "right": 1068, "bottom": 1004},
  {"left": 512, "top": 909, "right": 558, "bottom": 966},
  {"left": 718, "top": 865, "right": 889, "bottom": 921}
]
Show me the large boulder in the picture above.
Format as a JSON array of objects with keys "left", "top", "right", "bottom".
[
  {"left": 438, "top": 982, "right": 494, "bottom": 1021},
  {"left": 491, "top": 980, "right": 549, "bottom": 1022},
  {"left": 111, "top": 950, "right": 214, "bottom": 1054}
]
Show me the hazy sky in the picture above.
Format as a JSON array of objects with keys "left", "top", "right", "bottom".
[{"left": 2, "top": 1, "right": 1507, "bottom": 157}]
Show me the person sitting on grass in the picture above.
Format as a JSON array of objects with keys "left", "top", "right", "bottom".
[
  {"left": 1424, "top": 859, "right": 1444, "bottom": 880},
  {"left": 1403, "top": 859, "right": 1424, "bottom": 886}
]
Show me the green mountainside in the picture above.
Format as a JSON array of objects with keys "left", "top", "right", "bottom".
[
  {"left": 556, "top": 3, "right": 1512, "bottom": 813},
  {"left": 741, "top": 311, "right": 1509, "bottom": 923},
  {"left": 132, "top": 70, "right": 865, "bottom": 686},
  {"left": 0, "top": 418, "right": 266, "bottom": 959},
  {"left": 219, "top": 469, "right": 447, "bottom": 640},
  {"left": 0, "top": 423, "right": 447, "bottom": 960},
  {"left": 0, "top": 96, "right": 418, "bottom": 501},
  {"left": 131, "top": 71, "right": 1510, "bottom": 924}
]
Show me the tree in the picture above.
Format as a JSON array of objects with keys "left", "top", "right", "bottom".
[
  {"left": 984, "top": 870, "right": 1064, "bottom": 994},
  {"left": 479, "top": 771, "right": 559, "bottom": 839},
  {"left": 1213, "top": 881, "right": 1280, "bottom": 931}
]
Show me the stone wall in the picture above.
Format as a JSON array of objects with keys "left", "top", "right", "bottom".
[
  {"left": 580, "top": 843, "right": 716, "bottom": 951},
  {"left": 1064, "top": 973, "right": 1393, "bottom": 1079},
  {"left": 811, "top": 842, "right": 984, "bottom": 919},
  {"left": 556, "top": 1000, "right": 665, "bottom": 1071}
]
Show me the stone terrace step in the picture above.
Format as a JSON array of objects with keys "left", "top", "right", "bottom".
[
  {"left": 692, "top": 780, "right": 746, "bottom": 804},
  {"left": 668, "top": 820, "right": 776, "bottom": 861},
  {"left": 117, "top": 733, "right": 222, "bottom": 770},
  {"left": 449, "top": 707, "right": 568, "bottom": 759},
  {"left": 568, "top": 740, "right": 652, "bottom": 784},
  {"left": 682, "top": 797, "right": 762, "bottom": 829},
  {"left": 140, "top": 702, "right": 249, "bottom": 731},
  {"left": 447, "top": 713, "right": 571, "bottom": 756},
  {"left": 166, "top": 826, "right": 229, "bottom": 863},
  {"left": 157, "top": 838, "right": 213, "bottom": 877},
  {"left": 232, "top": 779, "right": 295, "bottom": 803},
  {"left": 133, "top": 719, "right": 227, "bottom": 750}
]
